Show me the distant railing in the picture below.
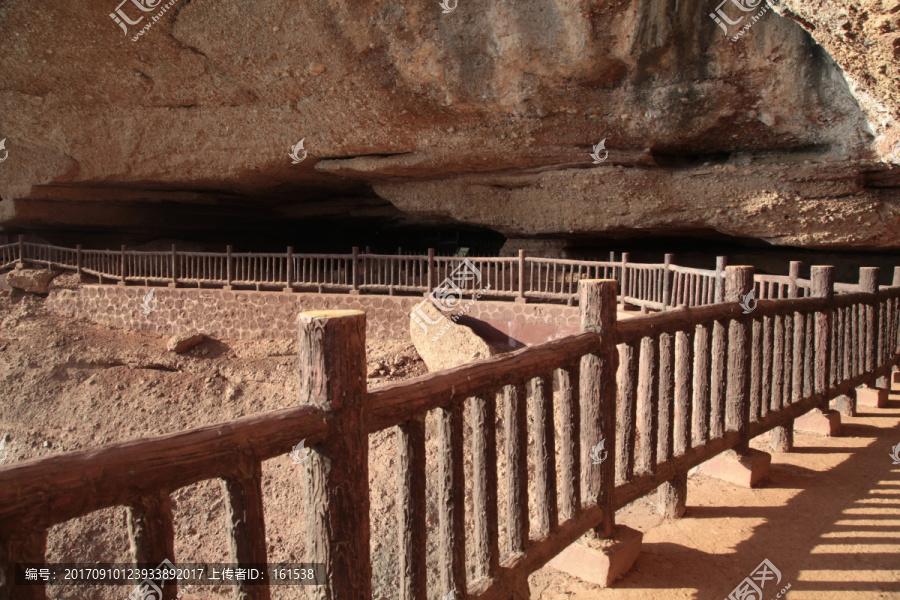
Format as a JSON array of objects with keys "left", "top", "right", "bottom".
[
  {"left": 1, "top": 265, "right": 898, "bottom": 600},
  {"left": 0, "top": 237, "right": 868, "bottom": 309}
]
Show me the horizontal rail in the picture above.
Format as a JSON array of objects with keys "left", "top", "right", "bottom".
[
  {"left": 367, "top": 332, "right": 602, "bottom": 433},
  {"left": 0, "top": 405, "right": 328, "bottom": 532}
]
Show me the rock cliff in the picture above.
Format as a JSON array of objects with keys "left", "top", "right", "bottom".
[{"left": 0, "top": 0, "right": 897, "bottom": 248}]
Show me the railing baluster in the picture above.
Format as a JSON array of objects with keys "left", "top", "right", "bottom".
[
  {"left": 692, "top": 323, "right": 711, "bottom": 446},
  {"left": 532, "top": 374, "right": 558, "bottom": 537},
  {"left": 127, "top": 492, "right": 177, "bottom": 600},
  {"left": 471, "top": 393, "right": 499, "bottom": 584},
  {"left": 222, "top": 459, "right": 270, "bottom": 600},
  {"left": 658, "top": 333, "right": 675, "bottom": 462},
  {"left": 0, "top": 529, "right": 48, "bottom": 600},
  {"left": 558, "top": 364, "right": 580, "bottom": 521},
  {"left": 398, "top": 416, "right": 427, "bottom": 600},
  {"left": 750, "top": 316, "right": 762, "bottom": 421},
  {"left": 812, "top": 267, "right": 835, "bottom": 413},
  {"left": 504, "top": 382, "right": 529, "bottom": 556},
  {"left": 771, "top": 314, "right": 784, "bottom": 416},
  {"left": 636, "top": 335, "right": 659, "bottom": 476},
  {"left": 437, "top": 401, "right": 465, "bottom": 598},
  {"left": 616, "top": 341, "right": 638, "bottom": 482},
  {"left": 710, "top": 316, "right": 727, "bottom": 438}
]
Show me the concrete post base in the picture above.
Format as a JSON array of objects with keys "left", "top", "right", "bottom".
[
  {"left": 834, "top": 394, "right": 856, "bottom": 417},
  {"left": 116, "top": 281, "right": 126, "bottom": 286},
  {"left": 857, "top": 386, "right": 888, "bottom": 408},
  {"left": 514, "top": 297, "right": 528, "bottom": 304},
  {"left": 169, "top": 283, "right": 179, "bottom": 289},
  {"left": 698, "top": 448, "right": 771, "bottom": 488},
  {"left": 349, "top": 289, "right": 361, "bottom": 296},
  {"left": 283, "top": 287, "right": 294, "bottom": 294},
  {"left": 548, "top": 525, "right": 643, "bottom": 587},
  {"left": 794, "top": 409, "right": 841, "bottom": 436}
]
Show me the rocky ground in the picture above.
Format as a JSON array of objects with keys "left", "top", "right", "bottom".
[{"left": 2, "top": 280, "right": 899, "bottom": 599}]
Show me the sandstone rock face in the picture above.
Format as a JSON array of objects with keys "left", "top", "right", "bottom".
[
  {"left": 0, "top": 0, "right": 896, "bottom": 248},
  {"left": 6, "top": 267, "right": 62, "bottom": 294},
  {"left": 410, "top": 301, "right": 497, "bottom": 372},
  {"left": 167, "top": 332, "right": 206, "bottom": 353},
  {"left": 771, "top": 0, "right": 900, "bottom": 158}
]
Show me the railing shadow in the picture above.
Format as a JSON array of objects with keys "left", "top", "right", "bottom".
[{"left": 609, "top": 393, "right": 900, "bottom": 598}]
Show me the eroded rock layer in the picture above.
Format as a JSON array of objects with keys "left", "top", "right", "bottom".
[{"left": 0, "top": 0, "right": 897, "bottom": 247}]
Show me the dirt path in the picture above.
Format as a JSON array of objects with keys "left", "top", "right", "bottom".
[{"left": 531, "top": 392, "right": 900, "bottom": 599}]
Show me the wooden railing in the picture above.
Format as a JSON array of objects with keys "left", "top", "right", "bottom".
[
  {"left": 1, "top": 264, "right": 898, "bottom": 600},
  {"left": 0, "top": 238, "right": 742, "bottom": 308}
]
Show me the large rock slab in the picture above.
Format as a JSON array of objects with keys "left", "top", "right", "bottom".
[
  {"left": 410, "top": 300, "right": 498, "bottom": 372},
  {"left": 0, "top": 0, "right": 897, "bottom": 248},
  {"left": 6, "top": 267, "right": 62, "bottom": 294}
]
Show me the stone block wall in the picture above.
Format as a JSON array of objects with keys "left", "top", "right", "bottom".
[{"left": 46, "top": 285, "right": 580, "bottom": 343}]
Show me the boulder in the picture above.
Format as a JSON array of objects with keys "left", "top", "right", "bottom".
[
  {"left": 167, "top": 332, "right": 206, "bottom": 353},
  {"left": 410, "top": 300, "right": 498, "bottom": 372},
  {"left": 6, "top": 267, "right": 62, "bottom": 294}
]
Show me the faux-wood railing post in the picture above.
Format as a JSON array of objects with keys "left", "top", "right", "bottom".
[
  {"left": 298, "top": 310, "right": 370, "bottom": 600},
  {"left": 118, "top": 244, "right": 128, "bottom": 286},
  {"left": 725, "top": 266, "right": 754, "bottom": 454},
  {"left": 425, "top": 248, "right": 435, "bottom": 293},
  {"left": 170, "top": 244, "right": 178, "bottom": 288},
  {"left": 225, "top": 245, "right": 233, "bottom": 290},
  {"left": 222, "top": 459, "right": 270, "bottom": 600},
  {"left": 516, "top": 249, "right": 527, "bottom": 303},
  {"left": 714, "top": 256, "right": 727, "bottom": 303},
  {"left": 75, "top": 244, "right": 83, "bottom": 277},
  {"left": 620, "top": 253, "right": 630, "bottom": 308},
  {"left": 662, "top": 253, "right": 673, "bottom": 309},
  {"left": 710, "top": 257, "right": 729, "bottom": 439},
  {"left": 351, "top": 247, "right": 361, "bottom": 294},
  {"left": 860, "top": 267, "right": 881, "bottom": 391},
  {"left": 812, "top": 267, "right": 835, "bottom": 414},
  {"left": 0, "top": 529, "right": 48, "bottom": 600},
  {"left": 284, "top": 246, "right": 294, "bottom": 293},
  {"left": 17, "top": 235, "right": 24, "bottom": 267},
  {"left": 772, "top": 261, "right": 801, "bottom": 452},
  {"left": 127, "top": 493, "right": 178, "bottom": 600},
  {"left": 579, "top": 279, "right": 618, "bottom": 538},
  {"left": 398, "top": 414, "right": 427, "bottom": 600}
]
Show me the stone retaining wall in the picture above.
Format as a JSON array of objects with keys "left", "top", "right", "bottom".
[{"left": 46, "top": 286, "right": 580, "bottom": 343}]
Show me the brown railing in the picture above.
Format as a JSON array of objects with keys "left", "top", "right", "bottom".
[
  {"left": 2, "top": 236, "right": 869, "bottom": 311},
  {"left": 1, "top": 264, "right": 898, "bottom": 599},
  {"left": 0, "top": 238, "right": 736, "bottom": 308}
]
